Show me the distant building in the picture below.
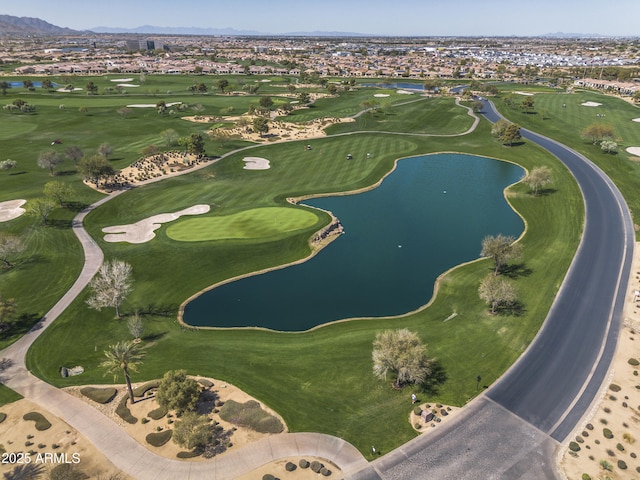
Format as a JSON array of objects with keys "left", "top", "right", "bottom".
[{"left": 125, "top": 38, "right": 165, "bottom": 51}]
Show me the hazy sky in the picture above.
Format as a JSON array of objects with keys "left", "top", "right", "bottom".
[{"left": 3, "top": 0, "right": 638, "bottom": 36}]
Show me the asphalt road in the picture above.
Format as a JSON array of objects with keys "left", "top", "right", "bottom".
[{"left": 351, "top": 98, "right": 634, "bottom": 479}]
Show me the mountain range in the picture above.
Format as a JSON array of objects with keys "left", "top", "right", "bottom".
[{"left": 0, "top": 15, "right": 78, "bottom": 35}]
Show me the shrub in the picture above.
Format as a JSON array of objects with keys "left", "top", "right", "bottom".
[
  {"left": 582, "top": 431, "right": 589, "bottom": 437},
  {"left": 618, "top": 460, "right": 628, "bottom": 470},
  {"left": 146, "top": 430, "right": 172, "bottom": 447},
  {"left": 581, "top": 475, "right": 591, "bottom": 480},
  {"left": 176, "top": 450, "right": 202, "bottom": 459},
  {"left": 310, "top": 461, "right": 323, "bottom": 473},
  {"left": 141, "top": 418, "right": 148, "bottom": 424},
  {"left": 115, "top": 396, "right": 137, "bottom": 424},
  {"left": 25, "top": 441, "right": 33, "bottom": 447},
  {"left": 631, "top": 452, "right": 637, "bottom": 459},
  {"left": 156, "top": 370, "right": 201, "bottom": 415},
  {"left": 586, "top": 423, "right": 594, "bottom": 430},
  {"left": 623, "top": 432, "right": 635, "bottom": 444},
  {"left": 603, "top": 428, "right": 614, "bottom": 439},
  {"left": 569, "top": 442, "right": 581, "bottom": 452},
  {"left": 617, "top": 443, "right": 625, "bottom": 451},
  {"left": 23, "top": 412, "right": 52, "bottom": 431},
  {"left": 148, "top": 406, "right": 168, "bottom": 420},
  {"left": 634, "top": 370, "right": 638, "bottom": 376},
  {"left": 628, "top": 358, "right": 639, "bottom": 366},
  {"left": 262, "top": 475, "right": 276, "bottom": 480},
  {"left": 609, "top": 395, "right": 617, "bottom": 401},
  {"left": 299, "top": 459, "right": 310, "bottom": 469},
  {"left": 218, "top": 400, "right": 283, "bottom": 433},
  {"left": 413, "top": 406, "right": 422, "bottom": 416},
  {"left": 0, "top": 413, "right": 6, "bottom": 423},
  {"left": 320, "top": 467, "right": 331, "bottom": 476},
  {"left": 80, "top": 387, "right": 117, "bottom": 404},
  {"left": 576, "top": 436, "right": 584, "bottom": 443},
  {"left": 600, "top": 459, "right": 612, "bottom": 471},
  {"left": 133, "top": 380, "right": 160, "bottom": 397},
  {"left": 606, "top": 448, "right": 615, "bottom": 456},
  {"left": 285, "top": 462, "right": 296, "bottom": 472},
  {"left": 609, "top": 384, "right": 621, "bottom": 392},
  {"left": 198, "top": 378, "right": 213, "bottom": 388}
]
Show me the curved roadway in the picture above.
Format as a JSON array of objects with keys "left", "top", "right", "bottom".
[{"left": 349, "top": 99, "right": 634, "bottom": 479}]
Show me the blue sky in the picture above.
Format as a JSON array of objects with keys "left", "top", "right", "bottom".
[{"left": 3, "top": 0, "right": 638, "bottom": 36}]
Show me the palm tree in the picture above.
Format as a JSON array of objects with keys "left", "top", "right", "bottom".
[
  {"left": 100, "top": 341, "right": 145, "bottom": 404},
  {"left": 3, "top": 463, "right": 45, "bottom": 479}
]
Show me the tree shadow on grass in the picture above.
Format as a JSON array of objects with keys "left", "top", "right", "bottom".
[
  {"left": 139, "top": 303, "right": 178, "bottom": 318},
  {"left": 65, "top": 201, "right": 89, "bottom": 212},
  {"left": 56, "top": 170, "right": 77, "bottom": 176},
  {"left": 419, "top": 359, "right": 448, "bottom": 396},
  {"left": 530, "top": 187, "right": 557, "bottom": 197},
  {"left": 496, "top": 300, "right": 526, "bottom": 317},
  {"left": 48, "top": 219, "right": 73, "bottom": 229},
  {"left": 500, "top": 262, "right": 533, "bottom": 279},
  {"left": 2, "top": 313, "right": 42, "bottom": 340},
  {"left": 141, "top": 331, "right": 167, "bottom": 343}
]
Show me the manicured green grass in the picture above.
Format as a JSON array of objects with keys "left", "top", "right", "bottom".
[
  {"left": 166, "top": 207, "right": 319, "bottom": 242},
  {"left": 0, "top": 384, "right": 22, "bottom": 407},
  {"left": 1, "top": 78, "right": 585, "bottom": 454},
  {"left": 491, "top": 87, "right": 640, "bottom": 235}
]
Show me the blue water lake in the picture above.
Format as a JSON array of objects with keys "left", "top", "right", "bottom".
[
  {"left": 8, "top": 81, "right": 60, "bottom": 88},
  {"left": 183, "top": 153, "right": 524, "bottom": 331},
  {"left": 361, "top": 82, "right": 425, "bottom": 90}
]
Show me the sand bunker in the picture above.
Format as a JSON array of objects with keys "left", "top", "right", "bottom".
[
  {"left": 581, "top": 101, "right": 602, "bottom": 107},
  {"left": 632, "top": 118, "right": 640, "bottom": 123},
  {"left": 514, "top": 91, "right": 534, "bottom": 96},
  {"left": 117, "top": 84, "right": 139, "bottom": 87},
  {"left": 626, "top": 147, "right": 640, "bottom": 156},
  {"left": 110, "top": 78, "right": 134, "bottom": 82},
  {"left": 126, "top": 102, "right": 182, "bottom": 108},
  {"left": 243, "top": 157, "right": 271, "bottom": 170},
  {"left": 397, "top": 89, "right": 414, "bottom": 95},
  {"left": 102, "top": 204, "right": 210, "bottom": 243},
  {"left": 374, "top": 93, "right": 390, "bottom": 98},
  {"left": 57, "top": 87, "right": 83, "bottom": 92},
  {"left": 0, "top": 199, "right": 26, "bottom": 222}
]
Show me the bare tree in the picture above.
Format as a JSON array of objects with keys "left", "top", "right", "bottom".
[
  {"left": 160, "top": 128, "right": 179, "bottom": 147},
  {"left": 97, "top": 143, "right": 114, "bottom": 159},
  {"left": 37, "top": 151, "right": 63, "bottom": 176},
  {"left": 522, "top": 166, "right": 553, "bottom": 196},
  {"left": 87, "top": 259, "right": 133, "bottom": 318},
  {"left": 0, "top": 232, "right": 25, "bottom": 268},
  {"left": 372, "top": 329, "right": 432, "bottom": 388},
  {"left": 0, "top": 294, "right": 17, "bottom": 332},
  {"left": 478, "top": 274, "right": 518, "bottom": 314},
  {"left": 64, "top": 146, "right": 83, "bottom": 164},
  {"left": 480, "top": 234, "right": 522, "bottom": 276},
  {"left": 127, "top": 311, "right": 144, "bottom": 342}
]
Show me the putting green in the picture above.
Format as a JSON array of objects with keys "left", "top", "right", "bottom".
[{"left": 165, "top": 207, "right": 319, "bottom": 241}]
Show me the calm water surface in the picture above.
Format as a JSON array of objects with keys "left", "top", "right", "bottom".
[{"left": 184, "top": 153, "right": 524, "bottom": 331}]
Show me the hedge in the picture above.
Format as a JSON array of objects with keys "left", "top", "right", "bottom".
[
  {"left": 116, "top": 396, "right": 137, "bottom": 424},
  {"left": 147, "top": 406, "right": 168, "bottom": 420},
  {"left": 0, "top": 412, "right": 6, "bottom": 423},
  {"left": 145, "top": 430, "right": 172, "bottom": 447},
  {"left": 23, "top": 412, "right": 52, "bottom": 431},
  {"left": 80, "top": 387, "right": 117, "bottom": 404},
  {"left": 133, "top": 380, "right": 159, "bottom": 397}
]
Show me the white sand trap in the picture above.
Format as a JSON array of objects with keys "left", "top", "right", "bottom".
[
  {"left": 126, "top": 102, "right": 182, "bottom": 108},
  {"left": 118, "top": 84, "right": 139, "bottom": 87},
  {"left": 57, "top": 87, "right": 83, "bottom": 92},
  {"left": 632, "top": 118, "right": 640, "bottom": 123},
  {"left": 374, "top": 93, "right": 390, "bottom": 98},
  {"left": 0, "top": 199, "right": 26, "bottom": 222},
  {"left": 102, "top": 204, "right": 210, "bottom": 244},
  {"left": 514, "top": 91, "right": 534, "bottom": 96},
  {"left": 110, "top": 78, "right": 134, "bottom": 82},
  {"left": 397, "top": 89, "right": 414, "bottom": 95},
  {"left": 243, "top": 157, "right": 271, "bottom": 170},
  {"left": 582, "top": 101, "right": 602, "bottom": 107},
  {"left": 626, "top": 147, "right": 640, "bottom": 156}
]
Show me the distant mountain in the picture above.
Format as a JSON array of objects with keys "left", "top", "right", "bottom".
[
  {"left": 90, "top": 24, "right": 370, "bottom": 37},
  {"left": 542, "top": 32, "right": 608, "bottom": 38},
  {"left": 0, "top": 14, "right": 79, "bottom": 35}
]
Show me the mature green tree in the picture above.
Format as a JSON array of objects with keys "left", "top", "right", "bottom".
[
  {"left": 100, "top": 340, "right": 145, "bottom": 404},
  {"left": 156, "top": 100, "right": 166, "bottom": 115},
  {"left": 26, "top": 198, "right": 56, "bottom": 226},
  {"left": 178, "top": 133, "right": 206, "bottom": 155},
  {"left": 43, "top": 180, "right": 75, "bottom": 206},
  {"left": 156, "top": 370, "right": 201, "bottom": 415},
  {"left": 581, "top": 123, "right": 615, "bottom": 144},
  {"left": 87, "top": 259, "right": 133, "bottom": 318},
  {"left": 77, "top": 155, "right": 113, "bottom": 186},
  {"left": 523, "top": 166, "right": 553, "bottom": 196},
  {"left": 0, "top": 233, "right": 25, "bottom": 269},
  {"left": 480, "top": 234, "right": 522, "bottom": 275},
  {"left": 327, "top": 84, "right": 338, "bottom": 95},
  {"left": 287, "top": 84, "right": 297, "bottom": 94},
  {"left": 37, "top": 151, "right": 63, "bottom": 176},
  {"left": 492, "top": 119, "right": 521, "bottom": 146},
  {"left": 0, "top": 81, "right": 10, "bottom": 96},
  {"left": 259, "top": 96, "right": 274, "bottom": 109},
  {"left": 172, "top": 412, "right": 213, "bottom": 450},
  {"left": 23, "top": 80, "right": 34, "bottom": 90},
  {"left": 41, "top": 79, "right": 54, "bottom": 92},
  {"left": 601, "top": 139, "right": 618, "bottom": 154},
  {"left": 372, "top": 329, "right": 432, "bottom": 388},
  {"left": 472, "top": 100, "right": 484, "bottom": 113},
  {"left": 86, "top": 81, "right": 99, "bottom": 95},
  {"left": 0, "top": 294, "right": 17, "bottom": 332},
  {"left": 252, "top": 117, "right": 269, "bottom": 136},
  {"left": 520, "top": 96, "right": 535, "bottom": 113},
  {"left": 478, "top": 274, "right": 518, "bottom": 315},
  {"left": 217, "top": 79, "right": 229, "bottom": 93},
  {"left": 298, "top": 92, "right": 311, "bottom": 104}
]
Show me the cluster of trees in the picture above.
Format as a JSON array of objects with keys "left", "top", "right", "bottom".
[
  {"left": 491, "top": 119, "right": 521, "bottom": 146},
  {"left": 478, "top": 234, "right": 522, "bottom": 314},
  {"left": 3, "top": 98, "right": 36, "bottom": 113},
  {"left": 580, "top": 123, "right": 618, "bottom": 154}
]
